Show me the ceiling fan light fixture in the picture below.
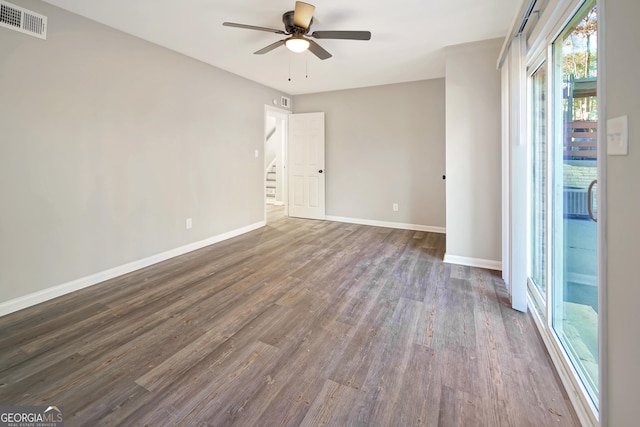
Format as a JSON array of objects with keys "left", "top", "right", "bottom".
[{"left": 285, "top": 37, "right": 310, "bottom": 53}]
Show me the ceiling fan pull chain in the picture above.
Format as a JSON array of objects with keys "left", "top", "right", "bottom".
[
  {"left": 306, "top": 53, "right": 309, "bottom": 79},
  {"left": 288, "top": 53, "right": 292, "bottom": 82}
]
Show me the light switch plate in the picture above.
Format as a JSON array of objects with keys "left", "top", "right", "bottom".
[{"left": 607, "top": 115, "right": 628, "bottom": 155}]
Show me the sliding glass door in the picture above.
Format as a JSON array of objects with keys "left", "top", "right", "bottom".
[
  {"left": 529, "top": 61, "right": 547, "bottom": 317},
  {"left": 552, "top": 0, "right": 599, "bottom": 405},
  {"left": 528, "top": 0, "right": 599, "bottom": 410}
]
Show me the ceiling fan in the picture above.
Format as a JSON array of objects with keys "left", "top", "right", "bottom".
[{"left": 222, "top": 1, "right": 371, "bottom": 60}]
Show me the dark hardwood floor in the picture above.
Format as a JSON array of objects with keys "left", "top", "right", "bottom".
[{"left": 0, "top": 206, "right": 579, "bottom": 426}]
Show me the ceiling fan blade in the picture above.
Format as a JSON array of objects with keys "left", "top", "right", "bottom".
[
  {"left": 293, "top": 1, "right": 315, "bottom": 30},
  {"left": 311, "top": 31, "right": 371, "bottom": 40},
  {"left": 223, "top": 22, "right": 286, "bottom": 34},
  {"left": 308, "top": 40, "right": 332, "bottom": 60},
  {"left": 254, "top": 40, "right": 286, "bottom": 55}
]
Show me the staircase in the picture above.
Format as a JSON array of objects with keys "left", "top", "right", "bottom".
[{"left": 266, "top": 162, "right": 277, "bottom": 203}]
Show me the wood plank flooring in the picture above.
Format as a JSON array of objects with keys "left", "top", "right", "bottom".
[{"left": 0, "top": 206, "right": 580, "bottom": 426}]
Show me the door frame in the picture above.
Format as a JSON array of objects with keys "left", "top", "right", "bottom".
[{"left": 264, "top": 105, "right": 291, "bottom": 220}]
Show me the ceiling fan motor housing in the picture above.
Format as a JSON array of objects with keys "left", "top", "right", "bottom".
[{"left": 282, "top": 10, "right": 311, "bottom": 35}]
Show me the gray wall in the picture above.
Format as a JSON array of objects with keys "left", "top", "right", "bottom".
[
  {"left": 293, "top": 80, "right": 446, "bottom": 228},
  {"left": 603, "top": 0, "right": 640, "bottom": 424},
  {"left": 445, "top": 39, "right": 503, "bottom": 266},
  {"left": 0, "top": 0, "right": 287, "bottom": 304}
]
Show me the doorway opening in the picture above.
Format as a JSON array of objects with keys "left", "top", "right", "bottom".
[{"left": 264, "top": 106, "right": 290, "bottom": 223}]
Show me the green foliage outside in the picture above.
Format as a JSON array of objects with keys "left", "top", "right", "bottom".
[{"left": 562, "top": 5, "right": 598, "bottom": 121}]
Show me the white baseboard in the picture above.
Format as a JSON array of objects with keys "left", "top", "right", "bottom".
[
  {"left": 325, "top": 215, "right": 446, "bottom": 234},
  {"left": 443, "top": 253, "right": 502, "bottom": 271},
  {"left": 0, "top": 221, "right": 266, "bottom": 317}
]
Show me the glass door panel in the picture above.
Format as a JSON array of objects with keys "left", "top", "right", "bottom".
[
  {"left": 551, "top": 0, "right": 599, "bottom": 406},
  {"left": 530, "top": 62, "right": 548, "bottom": 314}
]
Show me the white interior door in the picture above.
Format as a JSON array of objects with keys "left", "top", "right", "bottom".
[{"left": 288, "top": 112, "right": 325, "bottom": 220}]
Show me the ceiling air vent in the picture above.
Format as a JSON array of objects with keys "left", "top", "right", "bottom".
[{"left": 0, "top": 1, "right": 47, "bottom": 40}]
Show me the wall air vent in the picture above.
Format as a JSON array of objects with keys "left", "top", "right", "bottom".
[
  {"left": 281, "top": 96, "right": 290, "bottom": 108},
  {"left": 0, "top": 1, "right": 47, "bottom": 40}
]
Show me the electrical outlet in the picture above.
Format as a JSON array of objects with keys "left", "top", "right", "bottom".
[
  {"left": 186, "top": 218, "right": 192, "bottom": 229},
  {"left": 393, "top": 203, "right": 399, "bottom": 212}
]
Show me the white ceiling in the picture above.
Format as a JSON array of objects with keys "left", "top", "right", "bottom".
[{"left": 40, "top": 0, "right": 520, "bottom": 95}]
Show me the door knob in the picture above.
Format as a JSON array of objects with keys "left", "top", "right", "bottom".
[{"left": 318, "top": 169, "right": 323, "bottom": 173}]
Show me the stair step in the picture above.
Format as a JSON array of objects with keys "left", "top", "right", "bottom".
[{"left": 266, "top": 163, "right": 277, "bottom": 199}]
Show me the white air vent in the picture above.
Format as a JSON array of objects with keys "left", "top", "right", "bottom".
[
  {"left": 281, "top": 96, "right": 290, "bottom": 108},
  {"left": 0, "top": 1, "right": 47, "bottom": 39}
]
